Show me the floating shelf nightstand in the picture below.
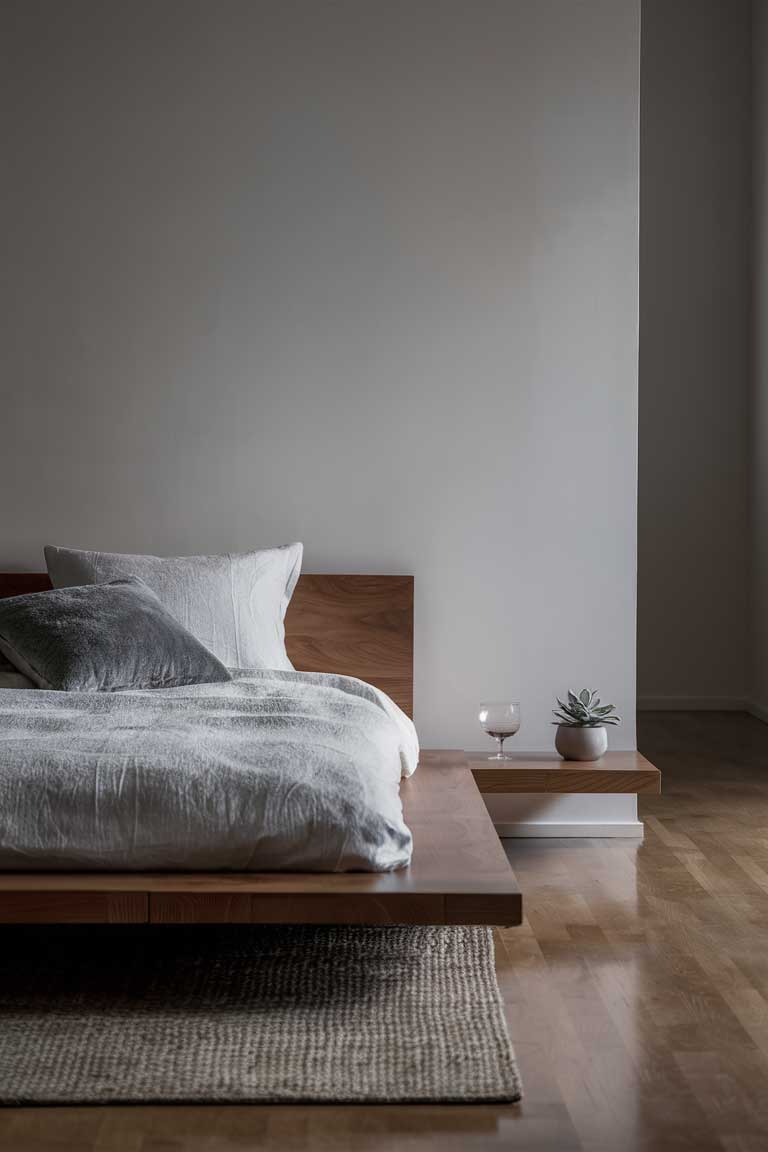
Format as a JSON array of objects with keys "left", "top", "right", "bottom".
[
  {"left": 465, "top": 752, "right": 659, "bottom": 839},
  {"left": 467, "top": 751, "right": 661, "bottom": 795}
]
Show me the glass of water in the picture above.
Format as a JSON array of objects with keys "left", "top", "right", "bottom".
[{"left": 478, "top": 701, "right": 521, "bottom": 760}]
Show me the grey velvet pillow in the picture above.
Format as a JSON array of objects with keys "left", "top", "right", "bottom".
[
  {"left": 0, "top": 652, "right": 35, "bottom": 690},
  {"left": 0, "top": 578, "right": 232, "bottom": 692},
  {"left": 44, "top": 543, "right": 303, "bottom": 671}
]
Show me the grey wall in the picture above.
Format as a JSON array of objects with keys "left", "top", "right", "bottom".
[
  {"left": 1, "top": 0, "right": 640, "bottom": 752},
  {"left": 638, "top": 0, "right": 752, "bottom": 710},
  {"left": 752, "top": 0, "right": 768, "bottom": 718}
]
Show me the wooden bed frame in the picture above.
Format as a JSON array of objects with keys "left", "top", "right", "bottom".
[{"left": 0, "top": 572, "right": 522, "bottom": 927}]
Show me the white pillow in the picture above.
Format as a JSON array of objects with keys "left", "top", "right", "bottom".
[{"left": 44, "top": 544, "right": 303, "bottom": 671}]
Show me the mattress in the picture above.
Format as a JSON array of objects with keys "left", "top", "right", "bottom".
[{"left": 0, "top": 669, "right": 419, "bottom": 872}]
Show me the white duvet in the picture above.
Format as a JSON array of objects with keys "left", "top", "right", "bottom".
[{"left": 0, "top": 670, "right": 419, "bottom": 872}]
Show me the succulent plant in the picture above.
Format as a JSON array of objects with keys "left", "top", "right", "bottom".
[{"left": 552, "top": 689, "right": 621, "bottom": 728}]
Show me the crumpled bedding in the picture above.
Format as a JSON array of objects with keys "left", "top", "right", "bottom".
[{"left": 0, "top": 669, "right": 419, "bottom": 872}]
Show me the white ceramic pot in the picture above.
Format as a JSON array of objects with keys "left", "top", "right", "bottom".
[{"left": 555, "top": 725, "right": 608, "bottom": 762}]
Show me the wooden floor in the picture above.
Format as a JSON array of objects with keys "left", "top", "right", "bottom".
[{"left": 3, "top": 711, "right": 768, "bottom": 1151}]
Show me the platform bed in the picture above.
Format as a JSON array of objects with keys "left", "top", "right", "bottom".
[
  {"left": 0, "top": 752, "right": 521, "bottom": 926},
  {"left": 0, "top": 573, "right": 522, "bottom": 927}
]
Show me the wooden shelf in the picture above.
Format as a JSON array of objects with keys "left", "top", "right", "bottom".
[{"left": 467, "top": 750, "right": 661, "bottom": 794}]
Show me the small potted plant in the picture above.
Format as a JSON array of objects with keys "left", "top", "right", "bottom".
[{"left": 552, "top": 689, "right": 620, "bottom": 761}]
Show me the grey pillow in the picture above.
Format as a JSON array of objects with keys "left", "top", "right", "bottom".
[
  {"left": 0, "top": 578, "right": 232, "bottom": 692},
  {"left": 44, "top": 543, "right": 303, "bottom": 671},
  {"left": 0, "top": 652, "right": 35, "bottom": 690}
]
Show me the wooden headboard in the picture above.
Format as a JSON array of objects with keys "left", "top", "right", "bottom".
[
  {"left": 0, "top": 573, "right": 414, "bottom": 717},
  {"left": 286, "top": 575, "right": 413, "bottom": 716}
]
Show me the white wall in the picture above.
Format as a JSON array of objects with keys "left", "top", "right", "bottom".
[
  {"left": 637, "top": 0, "right": 751, "bottom": 711},
  {"left": 751, "top": 0, "right": 768, "bottom": 719},
  {"left": 1, "top": 0, "right": 640, "bottom": 754}
]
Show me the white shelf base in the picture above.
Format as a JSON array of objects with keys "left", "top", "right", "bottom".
[
  {"left": 485, "top": 792, "right": 643, "bottom": 839},
  {"left": 494, "top": 820, "right": 644, "bottom": 838}
]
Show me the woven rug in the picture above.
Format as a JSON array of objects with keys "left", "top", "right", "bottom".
[{"left": 0, "top": 924, "right": 521, "bottom": 1105}]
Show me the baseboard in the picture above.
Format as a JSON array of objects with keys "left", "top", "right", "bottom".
[
  {"left": 485, "top": 793, "right": 640, "bottom": 838},
  {"left": 747, "top": 699, "right": 768, "bottom": 724},
  {"left": 494, "top": 821, "right": 644, "bottom": 839},
  {"left": 637, "top": 696, "right": 746, "bottom": 711}
]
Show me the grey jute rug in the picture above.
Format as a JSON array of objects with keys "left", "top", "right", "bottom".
[{"left": 0, "top": 924, "right": 521, "bottom": 1105}]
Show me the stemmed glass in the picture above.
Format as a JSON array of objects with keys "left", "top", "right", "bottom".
[{"left": 478, "top": 702, "right": 521, "bottom": 760}]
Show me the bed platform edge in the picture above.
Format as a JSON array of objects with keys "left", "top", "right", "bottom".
[{"left": 0, "top": 753, "right": 522, "bottom": 927}]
